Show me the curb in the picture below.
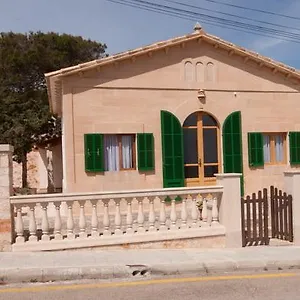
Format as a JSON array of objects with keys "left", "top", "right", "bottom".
[{"left": 2, "top": 260, "right": 300, "bottom": 284}]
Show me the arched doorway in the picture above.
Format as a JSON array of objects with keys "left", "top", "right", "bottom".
[{"left": 183, "top": 111, "right": 220, "bottom": 186}]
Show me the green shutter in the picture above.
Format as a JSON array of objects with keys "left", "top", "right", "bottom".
[
  {"left": 84, "top": 133, "right": 104, "bottom": 172},
  {"left": 248, "top": 132, "right": 264, "bottom": 167},
  {"left": 223, "top": 111, "right": 244, "bottom": 195},
  {"left": 137, "top": 133, "right": 154, "bottom": 171},
  {"left": 289, "top": 132, "right": 300, "bottom": 165},
  {"left": 93, "top": 134, "right": 104, "bottom": 172},
  {"left": 161, "top": 110, "right": 184, "bottom": 188}
]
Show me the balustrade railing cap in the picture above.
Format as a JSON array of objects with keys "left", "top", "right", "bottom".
[
  {"left": 284, "top": 171, "right": 300, "bottom": 176},
  {"left": 0, "top": 144, "right": 14, "bottom": 153},
  {"left": 215, "top": 173, "right": 242, "bottom": 178},
  {"left": 10, "top": 185, "right": 224, "bottom": 203}
]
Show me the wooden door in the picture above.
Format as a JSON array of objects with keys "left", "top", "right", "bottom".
[{"left": 183, "top": 112, "right": 220, "bottom": 186}]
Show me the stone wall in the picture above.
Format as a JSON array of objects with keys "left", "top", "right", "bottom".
[
  {"left": 0, "top": 145, "right": 14, "bottom": 251},
  {"left": 13, "top": 150, "right": 40, "bottom": 190}
]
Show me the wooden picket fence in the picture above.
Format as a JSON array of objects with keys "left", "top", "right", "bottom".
[
  {"left": 270, "top": 186, "right": 293, "bottom": 242},
  {"left": 241, "top": 186, "right": 293, "bottom": 247},
  {"left": 241, "top": 189, "right": 269, "bottom": 247}
]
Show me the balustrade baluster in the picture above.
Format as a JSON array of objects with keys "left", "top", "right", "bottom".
[
  {"left": 54, "top": 202, "right": 62, "bottom": 240},
  {"left": 137, "top": 198, "right": 145, "bottom": 233},
  {"left": 191, "top": 195, "right": 200, "bottom": 228},
  {"left": 170, "top": 197, "right": 177, "bottom": 229},
  {"left": 41, "top": 203, "right": 50, "bottom": 241},
  {"left": 126, "top": 199, "right": 134, "bottom": 234},
  {"left": 67, "top": 201, "right": 75, "bottom": 239},
  {"left": 202, "top": 197, "right": 208, "bottom": 226},
  {"left": 114, "top": 199, "right": 122, "bottom": 235},
  {"left": 15, "top": 205, "right": 25, "bottom": 243},
  {"left": 159, "top": 197, "right": 167, "bottom": 231},
  {"left": 180, "top": 196, "right": 188, "bottom": 229},
  {"left": 28, "top": 204, "right": 37, "bottom": 242},
  {"left": 211, "top": 197, "right": 219, "bottom": 226},
  {"left": 91, "top": 200, "right": 99, "bottom": 237},
  {"left": 79, "top": 201, "right": 87, "bottom": 238},
  {"left": 148, "top": 197, "right": 156, "bottom": 232},
  {"left": 103, "top": 200, "right": 110, "bottom": 236}
]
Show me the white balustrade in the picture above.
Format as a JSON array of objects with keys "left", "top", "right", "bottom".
[
  {"left": 191, "top": 195, "right": 200, "bottom": 228},
  {"left": 41, "top": 203, "right": 50, "bottom": 241},
  {"left": 148, "top": 197, "right": 156, "bottom": 232},
  {"left": 10, "top": 185, "right": 223, "bottom": 250},
  {"left": 114, "top": 199, "right": 122, "bottom": 235},
  {"left": 201, "top": 197, "right": 208, "bottom": 226},
  {"left": 211, "top": 197, "right": 219, "bottom": 226},
  {"left": 91, "top": 200, "right": 99, "bottom": 237},
  {"left": 170, "top": 197, "right": 177, "bottom": 229},
  {"left": 159, "top": 197, "right": 167, "bottom": 231},
  {"left": 28, "top": 204, "right": 37, "bottom": 242},
  {"left": 67, "top": 202, "right": 75, "bottom": 239},
  {"left": 180, "top": 196, "right": 188, "bottom": 229},
  {"left": 54, "top": 202, "right": 62, "bottom": 240},
  {"left": 79, "top": 201, "right": 87, "bottom": 238},
  {"left": 15, "top": 205, "right": 24, "bottom": 244},
  {"left": 137, "top": 197, "right": 145, "bottom": 233},
  {"left": 126, "top": 199, "right": 134, "bottom": 234},
  {"left": 102, "top": 200, "right": 110, "bottom": 236}
]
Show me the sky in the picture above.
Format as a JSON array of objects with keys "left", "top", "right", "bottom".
[{"left": 1, "top": 0, "right": 300, "bottom": 68}]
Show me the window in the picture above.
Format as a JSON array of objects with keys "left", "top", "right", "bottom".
[
  {"left": 263, "top": 133, "right": 286, "bottom": 165},
  {"left": 104, "top": 134, "right": 136, "bottom": 171},
  {"left": 84, "top": 133, "right": 155, "bottom": 173},
  {"left": 248, "top": 132, "right": 286, "bottom": 167}
]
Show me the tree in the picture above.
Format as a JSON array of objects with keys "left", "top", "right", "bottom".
[{"left": 0, "top": 32, "right": 107, "bottom": 187}]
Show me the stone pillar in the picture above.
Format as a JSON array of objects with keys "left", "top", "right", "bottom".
[
  {"left": 284, "top": 171, "right": 300, "bottom": 245},
  {"left": 0, "top": 144, "right": 14, "bottom": 251},
  {"left": 216, "top": 173, "right": 242, "bottom": 248},
  {"left": 37, "top": 148, "right": 48, "bottom": 193}
]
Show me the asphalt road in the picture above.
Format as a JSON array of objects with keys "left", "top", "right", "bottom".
[{"left": 1, "top": 271, "right": 300, "bottom": 300}]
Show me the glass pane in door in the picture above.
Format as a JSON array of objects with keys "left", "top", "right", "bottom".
[
  {"left": 204, "top": 165, "right": 218, "bottom": 177},
  {"left": 183, "top": 128, "right": 198, "bottom": 164},
  {"left": 184, "top": 166, "right": 199, "bottom": 178},
  {"left": 203, "top": 128, "right": 218, "bottom": 163}
]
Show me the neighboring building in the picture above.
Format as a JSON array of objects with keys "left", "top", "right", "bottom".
[
  {"left": 13, "top": 139, "right": 62, "bottom": 194},
  {"left": 45, "top": 25, "right": 300, "bottom": 195}
]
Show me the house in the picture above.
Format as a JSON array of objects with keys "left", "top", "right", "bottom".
[
  {"left": 45, "top": 24, "right": 300, "bottom": 196},
  {"left": 13, "top": 138, "right": 62, "bottom": 194}
]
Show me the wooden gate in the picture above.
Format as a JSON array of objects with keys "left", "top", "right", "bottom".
[
  {"left": 241, "top": 189, "right": 269, "bottom": 247},
  {"left": 270, "top": 186, "right": 293, "bottom": 242},
  {"left": 241, "top": 186, "right": 293, "bottom": 247}
]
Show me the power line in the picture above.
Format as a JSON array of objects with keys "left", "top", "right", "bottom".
[
  {"left": 127, "top": 0, "right": 300, "bottom": 40},
  {"left": 201, "top": 0, "right": 300, "bottom": 21},
  {"left": 105, "top": 0, "right": 300, "bottom": 44},
  {"left": 163, "top": 0, "right": 300, "bottom": 32}
]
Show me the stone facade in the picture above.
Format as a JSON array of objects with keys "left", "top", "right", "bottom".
[{"left": 46, "top": 28, "right": 300, "bottom": 195}]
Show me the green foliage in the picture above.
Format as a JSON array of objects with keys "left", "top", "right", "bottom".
[{"left": 0, "top": 31, "right": 107, "bottom": 186}]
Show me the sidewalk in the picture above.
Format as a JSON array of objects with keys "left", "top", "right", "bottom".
[{"left": 1, "top": 246, "right": 300, "bottom": 284}]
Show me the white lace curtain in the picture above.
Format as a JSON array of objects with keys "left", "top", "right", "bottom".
[
  {"left": 122, "top": 135, "right": 133, "bottom": 169},
  {"left": 263, "top": 135, "right": 270, "bottom": 163},
  {"left": 263, "top": 134, "right": 284, "bottom": 163},
  {"left": 104, "top": 135, "right": 119, "bottom": 171},
  {"left": 104, "top": 135, "right": 133, "bottom": 171},
  {"left": 275, "top": 135, "right": 283, "bottom": 162}
]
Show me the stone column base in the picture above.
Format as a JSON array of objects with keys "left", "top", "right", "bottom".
[{"left": 0, "top": 219, "right": 12, "bottom": 251}]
